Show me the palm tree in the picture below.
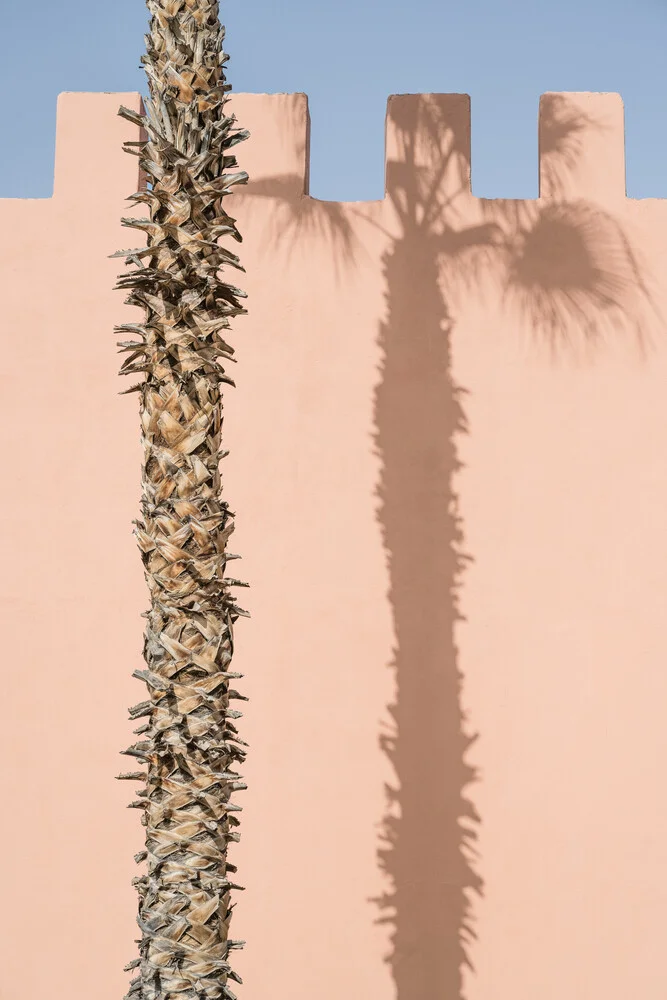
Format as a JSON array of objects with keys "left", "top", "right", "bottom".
[{"left": 112, "top": 3, "right": 249, "bottom": 998}]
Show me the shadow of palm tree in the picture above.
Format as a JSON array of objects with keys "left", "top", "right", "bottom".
[
  {"left": 366, "top": 94, "right": 482, "bottom": 1000},
  {"left": 368, "top": 93, "right": 655, "bottom": 1000},
  {"left": 235, "top": 91, "right": 656, "bottom": 1000}
]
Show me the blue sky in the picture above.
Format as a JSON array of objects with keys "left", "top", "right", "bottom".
[{"left": 1, "top": 0, "right": 666, "bottom": 201}]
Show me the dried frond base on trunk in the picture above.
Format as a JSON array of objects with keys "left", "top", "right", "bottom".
[{"left": 113, "top": 3, "right": 249, "bottom": 999}]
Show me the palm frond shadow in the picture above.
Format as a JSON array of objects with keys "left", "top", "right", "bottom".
[
  {"left": 237, "top": 174, "right": 359, "bottom": 280},
  {"left": 501, "top": 199, "right": 655, "bottom": 358},
  {"left": 237, "top": 93, "right": 658, "bottom": 1000},
  {"left": 477, "top": 92, "right": 658, "bottom": 360},
  {"left": 540, "top": 92, "right": 601, "bottom": 199},
  {"left": 230, "top": 93, "right": 360, "bottom": 279}
]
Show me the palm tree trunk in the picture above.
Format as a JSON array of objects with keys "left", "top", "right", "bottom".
[{"left": 112, "top": 3, "right": 249, "bottom": 998}]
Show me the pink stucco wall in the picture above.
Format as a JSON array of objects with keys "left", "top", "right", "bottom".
[{"left": 2, "top": 89, "right": 667, "bottom": 1000}]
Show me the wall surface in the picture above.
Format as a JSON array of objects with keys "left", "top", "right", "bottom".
[{"left": 1, "top": 90, "right": 667, "bottom": 1000}]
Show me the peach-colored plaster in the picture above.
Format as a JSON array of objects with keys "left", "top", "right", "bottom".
[{"left": 2, "top": 90, "right": 667, "bottom": 1000}]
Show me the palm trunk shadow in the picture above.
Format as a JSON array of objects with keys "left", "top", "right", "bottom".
[{"left": 372, "top": 226, "right": 482, "bottom": 1000}]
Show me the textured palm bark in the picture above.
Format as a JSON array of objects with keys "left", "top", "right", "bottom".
[{"left": 112, "top": 3, "right": 249, "bottom": 998}]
